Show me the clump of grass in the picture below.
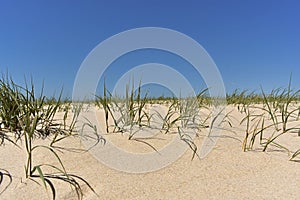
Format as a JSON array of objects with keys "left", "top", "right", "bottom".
[
  {"left": 122, "top": 80, "right": 151, "bottom": 129},
  {"left": 178, "top": 89, "right": 213, "bottom": 130},
  {"left": 96, "top": 80, "right": 151, "bottom": 135},
  {"left": 0, "top": 74, "right": 97, "bottom": 199},
  {"left": 0, "top": 74, "right": 23, "bottom": 134},
  {"left": 50, "top": 102, "right": 83, "bottom": 147},
  {"left": 259, "top": 77, "right": 300, "bottom": 152},
  {"left": 155, "top": 97, "right": 180, "bottom": 134},
  {"left": 226, "top": 89, "right": 262, "bottom": 113},
  {"left": 95, "top": 81, "right": 121, "bottom": 133},
  {"left": 179, "top": 97, "right": 200, "bottom": 128},
  {"left": 239, "top": 76, "right": 300, "bottom": 155},
  {"left": 240, "top": 106, "right": 265, "bottom": 151}
]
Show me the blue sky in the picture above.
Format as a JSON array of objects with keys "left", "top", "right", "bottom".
[{"left": 0, "top": 0, "right": 299, "bottom": 98}]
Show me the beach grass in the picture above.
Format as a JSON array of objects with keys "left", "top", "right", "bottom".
[
  {"left": 0, "top": 74, "right": 97, "bottom": 200},
  {"left": 1, "top": 74, "right": 300, "bottom": 199}
]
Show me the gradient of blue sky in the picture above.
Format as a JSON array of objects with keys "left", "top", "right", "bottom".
[{"left": 0, "top": 0, "right": 299, "bottom": 97}]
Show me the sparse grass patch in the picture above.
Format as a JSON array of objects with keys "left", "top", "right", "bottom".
[
  {"left": 95, "top": 80, "right": 226, "bottom": 159},
  {"left": 234, "top": 76, "right": 300, "bottom": 157},
  {"left": 0, "top": 74, "right": 98, "bottom": 199},
  {"left": 2, "top": 72, "right": 300, "bottom": 199}
]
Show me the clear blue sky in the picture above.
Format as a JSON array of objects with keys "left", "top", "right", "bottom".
[{"left": 1, "top": 0, "right": 299, "bottom": 98}]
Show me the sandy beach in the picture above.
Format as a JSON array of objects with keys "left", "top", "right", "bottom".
[
  {"left": 1, "top": 1, "right": 300, "bottom": 199},
  {"left": 1, "top": 104, "right": 300, "bottom": 200}
]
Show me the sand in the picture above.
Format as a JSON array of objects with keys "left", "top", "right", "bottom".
[{"left": 1, "top": 105, "right": 300, "bottom": 199}]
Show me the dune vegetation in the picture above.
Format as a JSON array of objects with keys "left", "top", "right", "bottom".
[{"left": 1, "top": 74, "right": 300, "bottom": 199}]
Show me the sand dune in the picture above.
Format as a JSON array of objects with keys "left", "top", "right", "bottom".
[{"left": 1, "top": 105, "right": 300, "bottom": 199}]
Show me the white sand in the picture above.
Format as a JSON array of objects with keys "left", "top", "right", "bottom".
[{"left": 1, "top": 105, "right": 300, "bottom": 199}]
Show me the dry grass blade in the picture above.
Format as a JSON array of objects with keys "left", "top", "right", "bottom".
[
  {"left": 130, "top": 138, "right": 159, "bottom": 153},
  {"left": 177, "top": 127, "right": 199, "bottom": 160},
  {"left": 80, "top": 117, "right": 106, "bottom": 150},
  {"left": 290, "top": 149, "right": 300, "bottom": 161}
]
